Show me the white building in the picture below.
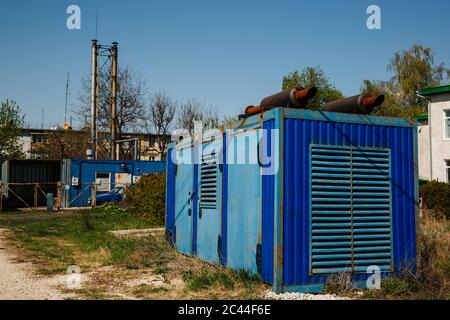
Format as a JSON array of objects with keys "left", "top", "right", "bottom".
[{"left": 417, "top": 85, "right": 450, "bottom": 182}]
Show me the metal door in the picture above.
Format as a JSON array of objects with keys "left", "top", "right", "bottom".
[
  {"left": 196, "top": 136, "right": 222, "bottom": 264},
  {"left": 226, "top": 128, "right": 261, "bottom": 273},
  {"left": 175, "top": 145, "right": 195, "bottom": 255}
]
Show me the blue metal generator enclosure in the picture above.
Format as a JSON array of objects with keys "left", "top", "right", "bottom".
[
  {"left": 166, "top": 107, "right": 418, "bottom": 293},
  {"left": 61, "top": 159, "right": 165, "bottom": 208}
]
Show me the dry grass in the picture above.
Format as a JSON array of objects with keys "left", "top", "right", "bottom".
[
  {"left": 5, "top": 207, "right": 447, "bottom": 300},
  {"left": 363, "top": 214, "right": 450, "bottom": 299},
  {"left": 415, "top": 214, "right": 450, "bottom": 298},
  {"left": 1, "top": 209, "right": 268, "bottom": 300}
]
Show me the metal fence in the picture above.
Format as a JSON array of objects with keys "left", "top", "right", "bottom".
[{"left": 0, "top": 182, "right": 61, "bottom": 211}]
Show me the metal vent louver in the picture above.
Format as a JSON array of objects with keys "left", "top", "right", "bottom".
[
  {"left": 310, "top": 145, "right": 392, "bottom": 275},
  {"left": 200, "top": 152, "right": 218, "bottom": 209}
]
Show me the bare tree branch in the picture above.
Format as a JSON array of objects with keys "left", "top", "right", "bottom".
[
  {"left": 148, "top": 92, "right": 176, "bottom": 159},
  {"left": 75, "top": 65, "right": 148, "bottom": 159}
]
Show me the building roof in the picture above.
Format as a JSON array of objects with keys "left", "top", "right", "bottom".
[
  {"left": 417, "top": 84, "right": 450, "bottom": 96},
  {"left": 415, "top": 114, "right": 428, "bottom": 121}
]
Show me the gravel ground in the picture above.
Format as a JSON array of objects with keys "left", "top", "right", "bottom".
[
  {"left": 0, "top": 229, "right": 67, "bottom": 300},
  {"left": 264, "top": 290, "right": 353, "bottom": 300}
]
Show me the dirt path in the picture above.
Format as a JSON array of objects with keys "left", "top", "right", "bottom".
[{"left": 0, "top": 229, "right": 67, "bottom": 300}]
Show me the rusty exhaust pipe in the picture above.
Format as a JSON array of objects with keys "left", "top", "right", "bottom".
[
  {"left": 324, "top": 94, "right": 384, "bottom": 115},
  {"left": 245, "top": 86, "right": 317, "bottom": 116}
]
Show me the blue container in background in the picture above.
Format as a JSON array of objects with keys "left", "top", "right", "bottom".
[
  {"left": 61, "top": 159, "right": 165, "bottom": 208},
  {"left": 166, "top": 107, "right": 419, "bottom": 293}
]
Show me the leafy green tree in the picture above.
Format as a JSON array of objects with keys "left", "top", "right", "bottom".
[
  {"left": 282, "top": 66, "right": 344, "bottom": 110},
  {"left": 387, "top": 44, "right": 448, "bottom": 109},
  {"left": 362, "top": 44, "right": 449, "bottom": 118},
  {"left": 0, "top": 100, "right": 25, "bottom": 164}
]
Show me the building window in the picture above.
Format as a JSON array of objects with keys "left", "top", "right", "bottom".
[
  {"left": 445, "top": 110, "right": 450, "bottom": 139},
  {"left": 446, "top": 160, "right": 450, "bottom": 183},
  {"left": 95, "top": 172, "right": 111, "bottom": 192}
]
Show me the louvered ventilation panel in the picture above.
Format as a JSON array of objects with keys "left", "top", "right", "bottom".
[
  {"left": 310, "top": 145, "right": 392, "bottom": 275},
  {"left": 200, "top": 152, "right": 218, "bottom": 209}
]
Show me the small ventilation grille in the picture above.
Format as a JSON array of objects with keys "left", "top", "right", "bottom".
[
  {"left": 200, "top": 152, "right": 218, "bottom": 209},
  {"left": 310, "top": 145, "right": 392, "bottom": 275}
]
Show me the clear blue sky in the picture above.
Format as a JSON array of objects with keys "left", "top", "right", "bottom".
[{"left": 1, "top": 0, "right": 450, "bottom": 128}]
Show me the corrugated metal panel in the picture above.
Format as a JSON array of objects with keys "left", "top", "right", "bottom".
[
  {"left": 61, "top": 159, "right": 72, "bottom": 208},
  {"left": 262, "top": 120, "right": 275, "bottom": 283},
  {"left": 5, "top": 160, "right": 60, "bottom": 183},
  {"left": 310, "top": 145, "right": 392, "bottom": 275},
  {"left": 283, "top": 119, "right": 416, "bottom": 286},
  {"left": 2, "top": 160, "right": 60, "bottom": 208},
  {"left": 166, "top": 148, "right": 176, "bottom": 244},
  {"left": 220, "top": 133, "right": 228, "bottom": 266}
]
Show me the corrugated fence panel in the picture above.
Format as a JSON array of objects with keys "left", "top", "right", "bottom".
[
  {"left": 283, "top": 119, "right": 416, "bottom": 286},
  {"left": 3, "top": 160, "right": 60, "bottom": 208},
  {"left": 262, "top": 120, "right": 275, "bottom": 283}
]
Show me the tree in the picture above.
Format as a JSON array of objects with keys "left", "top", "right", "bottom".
[
  {"left": 221, "top": 115, "right": 239, "bottom": 130},
  {"left": 77, "top": 65, "right": 148, "bottom": 159},
  {"left": 360, "top": 79, "right": 423, "bottom": 118},
  {"left": 0, "top": 100, "right": 25, "bottom": 163},
  {"left": 148, "top": 92, "right": 176, "bottom": 160},
  {"left": 282, "top": 66, "right": 344, "bottom": 110},
  {"left": 39, "top": 128, "right": 89, "bottom": 160},
  {"left": 176, "top": 99, "right": 219, "bottom": 135},
  {"left": 362, "top": 44, "right": 450, "bottom": 118},
  {"left": 387, "top": 44, "right": 449, "bottom": 110}
]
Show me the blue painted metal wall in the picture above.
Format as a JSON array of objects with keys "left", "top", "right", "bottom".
[
  {"left": 220, "top": 133, "right": 228, "bottom": 266},
  {"left": 196, "top": 137, "right": 222, "bottom": 263},
  {"left": 166, "top": 107, "right": 418, "bottom": 292},
  {"left": 261, "top": 120, "right": 275, "bottom": 283},
  {"left": 174, "top": 146, "right": 195, "bottom": 256},
  {"left": 226, "top": 128, "right": 261, "bottom": 274},
  {"left": 64, "top": 159, "right": 165, "bottom": 207},
  {"left": 166, "top": 148, "right": 176, "bottom": 244},
  {"left": 282, "top": 118, "right": 417, "bottom": 288}
]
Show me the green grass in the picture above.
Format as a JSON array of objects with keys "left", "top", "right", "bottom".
[
  {"left": 1, "top": 204, "right": 168, "bottom": 274},
  {"left": 1, "top": 204, "right": 267, "bottom": 300},
  {"left": 182, "top": 268, "right": 262, "bottom": 293}
]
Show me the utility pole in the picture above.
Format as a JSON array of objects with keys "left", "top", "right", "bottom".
[
  {"left": 90, "top": 40, "right": 98, "bottom": 160},
  {"left": 110, "top": 42, "right": 118, "bottom": 160}
]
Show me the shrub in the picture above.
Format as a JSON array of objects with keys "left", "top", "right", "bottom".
[
  {"left": 124, "top": 173, "right": 166, "bottom": 226},
  {"left": 420, "top": 181, "right": 450, "bottom": 219}
]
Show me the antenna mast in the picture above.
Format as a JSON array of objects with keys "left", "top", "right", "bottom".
[
  {"left": 88, "top": 40, "right": 118, "bottom": 160},
  {"left": 64, "top": 73, "right": 70, "bottom": 128}
]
